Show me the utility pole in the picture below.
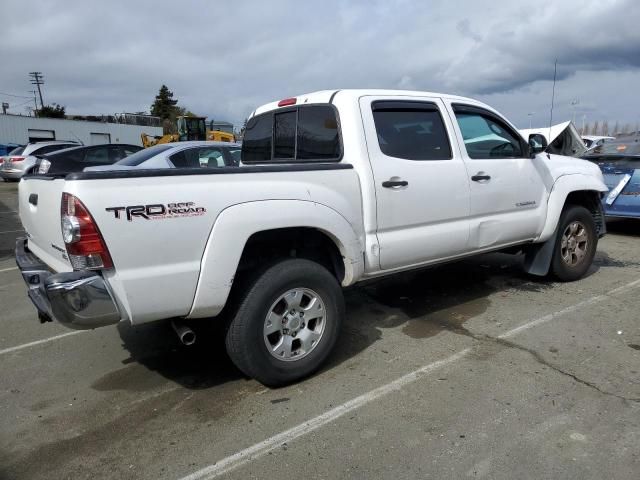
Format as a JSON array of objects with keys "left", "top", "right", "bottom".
[
  {"left": 29, "top": 72, "right": 45, "bottom": 109},
  {"left": 1, "top": 102, "right": 8, "bottom": 115},
  {"left": 29, "top": 90, "right": 39, "bottom": 116},
  {"left": 570, "top": 98, "right": 579, "bottom": 125},
  {"left": 527, "top": 112, "right": 535, "bottom": 129}
]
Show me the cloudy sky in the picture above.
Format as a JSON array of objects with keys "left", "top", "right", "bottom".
[{"left": 1, "top": 0, "right": 639, "bottom": 130}]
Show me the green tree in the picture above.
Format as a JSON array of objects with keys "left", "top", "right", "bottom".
[
  {"left": 38, "top": 103, "right": 66, "bottom": 118},
  {"left": 150, "top": 85, "right": 179, "bottom": 121}
]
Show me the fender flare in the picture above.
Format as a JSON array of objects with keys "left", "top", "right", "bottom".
[
  {"left": 187, "top": 200, "right": 364, "bottom": 318},
  {"left": 537, "top": 174, "right": 607, "bottom": 243},
  {"left": 524, "top": 174, "right": 606, "bottom": 276}
]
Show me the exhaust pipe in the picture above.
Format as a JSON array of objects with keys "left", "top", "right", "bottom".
[{"left": 172, "top": 320, "right": 196, "bottom": 346}]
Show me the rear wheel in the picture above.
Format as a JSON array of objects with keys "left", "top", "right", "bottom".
[
  {"left": 550, "top": 205, "right": 597, "bottom": 281},
  {"left": 225, "top": 258, "right": 344, "bottom": 387}
]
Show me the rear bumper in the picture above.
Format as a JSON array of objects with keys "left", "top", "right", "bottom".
[
  {"left": 15, "top": 237, "right": 121, "bottom": 330},
  {"left": 0, "top": 169, "right": 24, "bottom": 180}
]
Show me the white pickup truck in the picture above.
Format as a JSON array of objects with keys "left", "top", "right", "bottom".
[{"left": 16, "top": 89, "right": 607, "bottom": 386}]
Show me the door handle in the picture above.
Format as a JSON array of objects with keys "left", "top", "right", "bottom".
[
  {"left": 29, "top": 194, "right": 38, "bottom": 206},
  {"left": 471, "top": 173, "right": 491, "bottom": 182},
  {"left": 382, "top": 179, "right": 409, "bottom": 188}
]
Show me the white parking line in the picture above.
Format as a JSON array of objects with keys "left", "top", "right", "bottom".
[
  {"left": 499, "top": 277, "right": 640, "bottom": 339},
  {"left": 0, "top": 266, "right": 18, "bottom": 273},
  {"left": 180, "top": 349, "right": 471, "bottom": 480},
  {"left": 180, "top": 276, "right": 640, "bottom": 480},
  {"left": 0, "top": 330, "right": 85, "bottom": 356}
]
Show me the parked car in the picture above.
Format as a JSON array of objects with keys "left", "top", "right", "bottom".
[
  {"left": 583, "top": 135, "right": 640, "bottom": 219},
  {"left": 582, "top": 135, "right": 615, "bottom": 151},
  {"left": 16, "top": 89, "right": 606, "bottom": 386},
  {"left": 83, "top": 141, "right": 242, "bottom": 171},
  {"left": 35, "top": 144, "right": 143, "bottom": 175},
  {"left": 0, "top": 143, "right": 23, "bottom": 157},
  {"left": 520, "top": 121, "right": 587, "bottom": 157},
  {"left": 0, "top": 141, "right": 80, "bottom": 181}
]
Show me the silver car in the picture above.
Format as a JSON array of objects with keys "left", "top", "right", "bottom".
[
  {"left": 83, "top": 141, "right": 242, "bottom": 171},
  {"left": 0, "top": 141, "right": 80, "bottom": 181}
]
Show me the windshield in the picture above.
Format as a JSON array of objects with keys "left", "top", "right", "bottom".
[
  {"left": 115, "top": 144, "right": 173, "bottom": 166},
  {"left": 8, "top": 146, "right": 25, "bottom": 156}
]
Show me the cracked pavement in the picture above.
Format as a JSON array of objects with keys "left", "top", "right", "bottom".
[{"left": 1, "top": 180, "right": 639, "bottom": 479}]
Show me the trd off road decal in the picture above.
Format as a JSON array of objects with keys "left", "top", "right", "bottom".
[{"left": 106, "top": 202, "right": 206, "bottom": 221}]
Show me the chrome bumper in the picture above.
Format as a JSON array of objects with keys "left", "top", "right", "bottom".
[{"left": 15, "top": 237, "right": 121, "bottom": 329}]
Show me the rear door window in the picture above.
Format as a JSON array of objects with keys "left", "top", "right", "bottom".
[
  {"left": 297, "top": 106, "right": 340, "bottom": 160},
  {"left": 242, "top": 114, "right": 273, "bottom": 162},
  {"left": 242, "top": 105, "right": 341, "bottom": 163},
  {"left": 198, "top": 147, "right": 226, "bottom": 167},
  {"left": 169, "top": 148, "right": 201, "bottom": 168},
  {"left": 84, "top": 147, "right": 110, "bottom": 164},
  {"left": 372, "top": 101, "right": 452, "bottom": 160}
]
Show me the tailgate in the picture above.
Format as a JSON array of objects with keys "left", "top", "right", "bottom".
[{"left": 18, "top": 178, "right": 72, "bottom": 272}]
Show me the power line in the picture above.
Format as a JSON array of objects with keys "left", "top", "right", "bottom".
[
  {"left": 12, "top": 98, "right": 36, "bottom": 108},
  {"left": 29, "top": 90, "right": 38, "bottom": 115},
  {"left": 0, "top": 91, "right": 32, "bottom": 99}
]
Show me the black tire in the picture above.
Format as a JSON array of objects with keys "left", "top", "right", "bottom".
[
  {"left": 550, "top": 205, "right": 598, "bottom": 281},
  {"left": 225, "top": 258, "right": 344, "bottom": 387}
]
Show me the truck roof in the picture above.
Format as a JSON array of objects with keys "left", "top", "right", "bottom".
[{"left": 252, "top": 89, "right": 494, "bottom": 117}]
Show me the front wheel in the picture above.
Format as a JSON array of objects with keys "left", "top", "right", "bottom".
[
  {"left": 225, "top": 258, "right": 344, "bottom": 387},
  {"left": 550, "top": 205, "right": 598, "bottom": 281}
]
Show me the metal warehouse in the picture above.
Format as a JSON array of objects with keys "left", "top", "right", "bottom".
[{"left": 0, "top": 114, "right": 163, "bottom": 146}]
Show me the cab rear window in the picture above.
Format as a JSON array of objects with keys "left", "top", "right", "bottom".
[{"left": 242, "top": 105, "right": 341, "bottom": 163}]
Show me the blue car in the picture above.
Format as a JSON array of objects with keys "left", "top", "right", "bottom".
[{"left": 584, "top": 135, "right": 640, "bottom": 219}]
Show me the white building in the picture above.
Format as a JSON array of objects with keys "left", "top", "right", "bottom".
[{"left": 0, "top": 114, "right": 163, "bottom": 146}]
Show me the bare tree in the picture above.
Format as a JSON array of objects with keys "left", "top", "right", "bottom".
[
  {"left": 582, "top": 122, "right": 590, "bottom": 136},
  {"left": 602, "top": 121, "right": 609, "bottom": 136},
  {"left": 592, "top": 121, "right": 600, "bottom": 136},
  {"left": 612, "top": 121, "right": 619, "bottom": 135},
  {"left": 622, "top": 124, "right": 631, "bottom": 135}
]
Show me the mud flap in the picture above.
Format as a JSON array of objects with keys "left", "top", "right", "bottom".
[{"left": 523, "top": 227, "right": 558, "bottom": 277}]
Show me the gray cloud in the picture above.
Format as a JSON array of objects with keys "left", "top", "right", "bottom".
[{"left": 1, "top": 0, "right": 638, "bottom": 129}]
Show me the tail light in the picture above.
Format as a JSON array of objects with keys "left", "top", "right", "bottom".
[
  {"left": 10, "top": 156, "right": 25, "bottom": 162},
  {"left": 38, "top": 159, "right": 51, "bottom": 174},
  {"left": 61, "top": 193, "right": 113, "bottom": 270}
]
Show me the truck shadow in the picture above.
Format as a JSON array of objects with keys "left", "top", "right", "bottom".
[
  {"left": 113, "top": 320, "right": 239, "bottom": 390},
  {"left": 113, "top": 252, "right": 561, "bottom": 391},
  {"left": 325, "top": 252, "right": 556, "bottom": 368},
  {"left": 606, "top": 218, "right": 640, "bottom": 237}
]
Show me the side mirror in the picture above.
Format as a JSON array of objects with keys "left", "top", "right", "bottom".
[{"left": 528, "top": 133, "right": 548, "bottom": 156}]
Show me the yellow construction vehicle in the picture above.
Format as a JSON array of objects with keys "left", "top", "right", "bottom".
[
  {"left": 141, "top": 116, "right": 207, "bottom": 148},
  {"left": 207, "top": 129, "right": 235, "bottom": 142},
  {"left": 206, "top": 120, "right": 236, "bottom": 142}
]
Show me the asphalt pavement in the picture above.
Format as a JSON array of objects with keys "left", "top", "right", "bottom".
[{"left": 1, "top": 179, "right": 639, "bottom": 479}]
